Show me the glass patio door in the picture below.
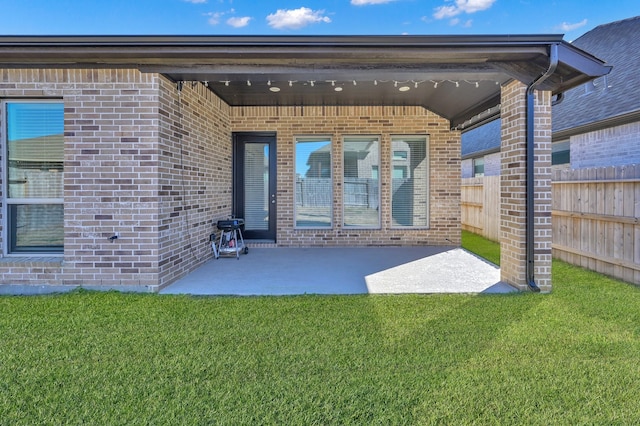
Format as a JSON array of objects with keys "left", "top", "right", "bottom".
[{"left": 233, "top": 132, "right": 277, "bottom": 241}]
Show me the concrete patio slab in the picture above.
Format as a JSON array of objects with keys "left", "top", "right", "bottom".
[{"left": 160, "top": 246, "right": 516, "bottom": 296}]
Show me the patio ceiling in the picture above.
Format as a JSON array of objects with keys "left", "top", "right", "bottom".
[{"left": 0, "top": 35, "right": 611, "bottom": 128}]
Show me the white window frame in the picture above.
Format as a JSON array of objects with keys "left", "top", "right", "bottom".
[{"left": 1, "top": 99, "right": 64, "bottom": 256}]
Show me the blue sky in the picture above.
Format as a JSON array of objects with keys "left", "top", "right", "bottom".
[{"left": 0, "top": 0, "right": 638, "bottom": 41}]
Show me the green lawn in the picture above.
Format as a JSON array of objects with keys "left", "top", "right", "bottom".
[
  {"left": 2, "top": 237, "right": 640, "bottom": 424},
  {"left": 462, "top": 229, "right": 501, "bottom": 265}
]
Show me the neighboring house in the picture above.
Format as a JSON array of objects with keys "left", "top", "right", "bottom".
[
  {"left": 462, "top": 16, "right": 640, "bottom": 175},
  {"left": 461, "top": 118, "right": 502, "bottom": 177},
  {"left": 553, "top": 15, "right": 640, "bottom": 168},
  {"left": 0, "top": 35, "right": 609, "bottom": 293}
]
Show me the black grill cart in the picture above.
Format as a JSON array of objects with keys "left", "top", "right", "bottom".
[{"left": 212, "top": 218, "right": 248, "bottom": 259}]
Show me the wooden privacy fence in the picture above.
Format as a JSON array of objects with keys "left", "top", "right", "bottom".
[
  {"left": 461, "top": 175, "right": 500, "bottom": 242},
  {"left": 461, "top": 165, "right": 640, "bottom": 284},
  {"left": 552, "top": 165, "right": 640, "bottom": 284}
]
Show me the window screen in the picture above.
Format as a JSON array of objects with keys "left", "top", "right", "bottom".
[
  {"left": 4, "top": 101, "right": 64, "bottom": 253},
  {"left": 295, "top": 137, "right": 332, "bottom": 227},
  {"left": 343, "top": 136, "right": 380, "bottom": 228},
  {"left": 243, "top": 142, "right": 270, "bottom": 231},
  {"left": 391, "top": 136, "right": 428, "bottom": 227}
]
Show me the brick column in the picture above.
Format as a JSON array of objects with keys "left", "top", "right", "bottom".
[{"left": 500, "top": 81, "right": 553, "bottom": 292}]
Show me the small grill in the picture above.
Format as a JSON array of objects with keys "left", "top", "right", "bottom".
[{"left": 211, "top": 218, "right": 248, "bottom": 259}]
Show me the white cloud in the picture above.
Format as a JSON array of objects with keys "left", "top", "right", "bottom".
[
  {"left": 351, "top": 0, "right": 396, "bottom": 5},
  {"left": 266, "top": 7, "right": 331, "bottom": 30},
  {"left": 206, "top": 8, "right": 237, "bottom": 26},
  {"left": 227, "top": 16, "right": 252, "bottom": 28},
  {"left": 448, "top": 17, "right": 473, "bottom": 27},
  {"left": 184, "top": 0, "right": 207, "bottom": 3},
  {"left": 434, "top": 5, "right": 458, "bottom": 19},
  {"left": 206, "top": 12, "right": 224, "bottom": 25},
  {"left": 433, "top": 0, "right": 496, "bottom": 20},
  {"left": 205, "top": 12, "right": 224, "bottom": 25},
  {"left": 556, "top": 19, "right": 588, "bottom": 32}
]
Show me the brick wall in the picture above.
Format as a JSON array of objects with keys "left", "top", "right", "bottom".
[
  {"left": 157, "top": 79, "right": 232, "bottom": 287},
  {"left": 500, "top": 81, "right": 552, "bottom": 292},
  {"left": 0, "top": 68, "right": 161, "bottom": 289},
  {"left": 461, "top": 152, "right": 501, "bottom": 178},
  {"left": 231, "top": 105, "right": 461, "bottom": 246},
  {"left": 485, "top": 152, "right": 501, "bottom": 176},
  {"left": 1, "top": 70, "right": 461, "bottom": 290},
  {"left": 461, "top": 158, "right": 473, "bottom": 178},
  {"left": 570, "top": 121, "right": 640, "bottom": 169}
]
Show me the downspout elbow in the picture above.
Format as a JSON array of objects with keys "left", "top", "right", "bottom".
[{"left": 552, "top": 92, "right": 564, "bottom": 106}]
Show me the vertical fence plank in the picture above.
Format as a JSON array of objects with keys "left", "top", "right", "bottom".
[{"left": 484, "top": 176, "right": 500, "bottom": 241}]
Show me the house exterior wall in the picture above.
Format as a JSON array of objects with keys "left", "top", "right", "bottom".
[
  {"left": 1, "top": 70, "right": 461, "bottom": 291},
  {"left": 570, "top": 121, "right": 640, "bottom": 169},
  {"left": 484, "top": 152, "right": 502, "bottom": 177},
  {"left": 0, "top": 68, "right": 161, "bottom": 289},
  {"left": 461, "top": 152, "right": 501, "bottom": 178},
  {"left": 499, "top": 81, "right": 553, "bottom": 292},
  {"left": 156, "top": 79, "right": 233, "bottom": 287},
  {"left": 461, "top": 158, "right": 473, "bottom": 178},
  {"left": 0, "top": 71, "right": 234, "bottom": 290},
  {"left": 231, "top": 106, "right": 461, "bottom": 247}
]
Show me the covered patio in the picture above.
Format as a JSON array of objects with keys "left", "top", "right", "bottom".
[
  {"left": 160, "top": 245, "right": 513, "bottom": 296},
  {"left": 0, "top": 35, "right": 611, "bottom": 293}
]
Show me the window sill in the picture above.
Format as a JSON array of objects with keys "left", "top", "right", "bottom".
[{"left": 0, "top": 257, "right": 63, "bottom": 268}]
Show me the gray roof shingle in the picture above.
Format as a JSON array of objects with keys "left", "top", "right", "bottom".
[
  {"left": 553, "top": 16, "right": 640, "bottom": 132},
  {"left": 461, "top": 118, "right": 501, "bottom": 158},
  {"left": 463, "top": 16, "right": 640, "bottom": 156}
]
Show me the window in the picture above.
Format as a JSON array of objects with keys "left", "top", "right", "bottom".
[
  {"left": 3, "top": 101, "right": 64, "bottom": 253},
  {"left": 393, "top": 166, "right": 407, "bottom": 179},
  {"left": 295, "top": 137, "right": 332, "bottom": 228},
  {"left": 343, "top": 136, "right": 380, "bottom": 228},
  {"left": 391, "top": 136, "right": 429, "bottom": 227},
  {"left": 552, "top": 140, "right": 570, "bottom": 165},
  {"left": 473, "top": 157, "right": 485, "bottom": 177},
  {"left": 393, "top": 150, "right": 407, "bottom": 160}
]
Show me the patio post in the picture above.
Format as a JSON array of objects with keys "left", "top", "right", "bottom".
[{"left": 499, "top": 80, "right": 553, "bottom": 292}]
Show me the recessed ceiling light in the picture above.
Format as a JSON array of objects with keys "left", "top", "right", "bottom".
[
  {"left": 334, "top": 86, "right": 343, "bottom": 92},
  {"left": 399, "top": 86, "right": 410, "bottom": 92},
  {"left": 269, "top": 87, "right": 281, "bottom": 92}
]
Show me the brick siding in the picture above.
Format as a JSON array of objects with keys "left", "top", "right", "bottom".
[
  {"left": 461, "top": 152, "right": 501, "bottom": 178},
  {"left": 157, "top": 79, "right": 233, "bottom": 287},
  {"left": 1, "top": 69, "right": 461, "bottom": 290},
  {"left": 500, "top": 81, "right": 552, "bottom": 292},
  {"left": 570, "top": 121, "right": 640, "bottom": 169},
  {"left": 0, "top": 69, "right": 161, "bottom": 289},
  {"left": 231, "top": 105, "right": 461, "bottom": 247}
]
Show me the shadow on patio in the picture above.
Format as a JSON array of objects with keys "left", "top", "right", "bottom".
[{"left": 160, "top": 246, "right": 516, "bottom": 296}]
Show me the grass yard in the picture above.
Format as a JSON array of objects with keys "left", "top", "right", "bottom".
[
  {"left": 461, "top": 229, "right": 501, "bottom": 266},
  {"left": 1, "top": 234, "right": 640, "bottom": 424}
]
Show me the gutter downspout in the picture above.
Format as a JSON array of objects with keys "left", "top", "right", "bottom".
[{"left": 525, "top": 43, "right": 558, "bottom": 292}]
